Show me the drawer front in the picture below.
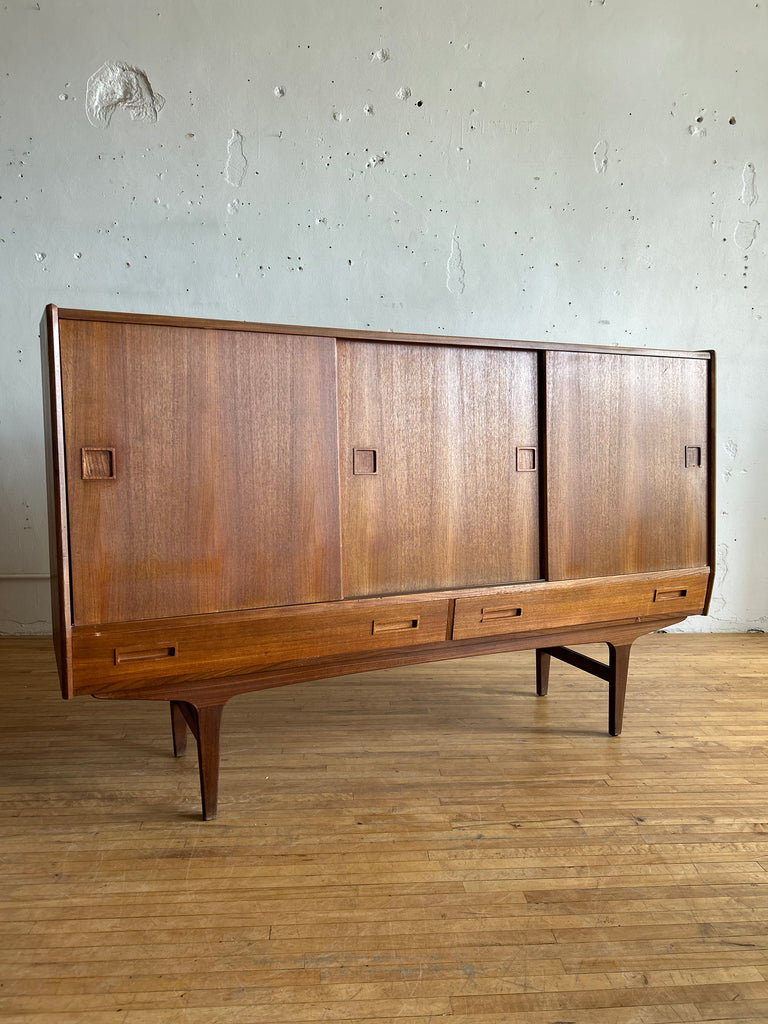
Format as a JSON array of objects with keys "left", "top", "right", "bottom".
[
  {"left": 71, "top": 599, "right": 450, "bottom": 693},
  {"left": 452, "top": 569, "right": 710, "bottom": 640}
]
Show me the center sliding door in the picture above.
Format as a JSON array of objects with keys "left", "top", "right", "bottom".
[{"left": 337, "top": 341, "right": 540, "bottom": 597}]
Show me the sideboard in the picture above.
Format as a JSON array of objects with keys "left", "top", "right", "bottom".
[{"left": 41, "top": 305, "right": 715, "bottom": 819}]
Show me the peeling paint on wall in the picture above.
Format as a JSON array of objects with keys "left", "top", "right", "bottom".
[
  {"left": 86, "top": 61, "right": 165, "bottom": 127},
  {"left": 446, "top": 232, "right": 465, "bottom": 295},
  {"left": 722, "top": 439, "right": 739, "bottom": 482},
  {"left": 734, "top": 219, "right": 760, "bottom": 250},
  {"left": 593, "top": 140, "right": 608, "bottom": 174},
  {"left": 225, "top": 130, "right": 247, "bottom": 187},
  {"left": 741, "top": 162, "right": 758, "bottom": 207}
]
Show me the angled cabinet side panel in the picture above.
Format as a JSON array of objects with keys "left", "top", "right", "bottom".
[
  {"left": 545, "top": 351, "right": 710, "bottom": 582},
  {"left": 59, "top": 319, "right": 343, "bottom": 625},
  {"left": 40, "top": 304, "right": 74, "bottom": 697},
  {"left": 704, "top": 350, "right": 717, "bottom": 614}
]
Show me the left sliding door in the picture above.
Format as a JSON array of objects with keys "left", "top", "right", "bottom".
[{"left": 60, "top": 319, "right": 342, "bottom": 624}]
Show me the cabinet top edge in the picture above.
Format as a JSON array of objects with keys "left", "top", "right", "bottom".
[{"left": 47, "top": 305, "right": 713, "bottom": 359}]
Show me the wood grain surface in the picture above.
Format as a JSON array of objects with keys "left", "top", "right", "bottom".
[
  {"left": 545, "top": 351, "right": 710, "bottom": 580},
  {"left": 1, "top": 633, "right": 767, "bottom": 1022},
  {"left": 338, "top": 342, "right": 541, "bottom": 596},
  {"left": 59, "top": 319, "right": 342, "bottom": 624}
]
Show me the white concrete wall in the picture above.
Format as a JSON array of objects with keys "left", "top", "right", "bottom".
[{"left": 1, "top": 0, "right": 766, "bottom": 634}]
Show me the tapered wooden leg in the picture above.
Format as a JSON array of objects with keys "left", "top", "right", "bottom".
[
  {"left": 535, "top": 649, "right": 551, "bottom": 696},
  {"left": 194, "top": 704, "right": 224, "bottom": 821},
  {"left": 535, "top": 641, "right": 635, "bottom": 735},
  {"left": 608, "top": 643, "right": 632, "bottom": 737},
  {"left": 170, "top": 700, "right": 226, "bottom": 820},
  {"left": 170, "top": 701, "right": 188, "bottom": 757}
]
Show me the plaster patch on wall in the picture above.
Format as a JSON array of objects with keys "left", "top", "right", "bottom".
[
  {"left": 593, "top": 140, "right": 608, "bottom": 174},
  {"left": 688, "top": 110, "right": 707, "bottom": 136},
  {"left": 446, "top": 232, "right": 465, "bottom": 295},
  {"left": 371, "top": 48, "right": 390, "bottom": 62},
  {"left": 706, "top": 542, "right": 729, "bottom": 617},
  {"left": 396, "top": 86, "right": 411, "bottom": 101},
  {"left": 741, "top": 162, "right": 758, "bottom": 207},
  {"left": 86, "top": 61, "right": 164, "bottom": 127},
  {"left": 734, "top": 219, "right": 760, "bottom": 250},
  {"left": 225, "top": 130, "right": 247, "bottom": 187}
]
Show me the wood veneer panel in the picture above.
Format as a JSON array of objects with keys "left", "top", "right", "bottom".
[
  {"left": 56, "top": 306, "right": 713, "bottom": 358},
  {"left": 338, "top": 342, "right": 540, "bottom": 596},
  {"left": 70, "top": 598, "right": 451, "bottom": 693},
  {"left": 60, "top": 320, "right": 342, "bottom": 624},
  {"left": 453, "top": 568, "right": 710, "bottom": 640},
  {"left": 545, "top": 351, "right": 710, "bottom": 580}
]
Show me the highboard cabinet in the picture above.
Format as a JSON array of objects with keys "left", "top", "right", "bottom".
[{"left": 41, "top": 305, "right": 715, "bottom": 819}]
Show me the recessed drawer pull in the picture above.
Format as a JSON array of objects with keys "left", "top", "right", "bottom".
[
  {"left": 372, "top": 617, "right": 420, "bottom": 634},
  {"left": 654, "top": 588, "right": 687, "bottom": 602},
  {"left": 353, "top": 448, "right": 378, "bottom": 474},
  {"left": 480, "top": 606, "right": 523, "bottom": 622},
  {"left": 114, "top": 644, "right": 177, "bottom": 665},
  {"left": 515, "top": 447, "right": 537, "bottom": 472},
  {"left": 81, "top": 446, "right": 116, "bottom": 480}
]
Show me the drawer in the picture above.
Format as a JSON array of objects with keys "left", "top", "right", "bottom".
[
  {"left": 452, "top": 569, "right": 710, "bottom": 640},
  {"left": 71, "top": 598, "right": 451, "bottom": 693}
]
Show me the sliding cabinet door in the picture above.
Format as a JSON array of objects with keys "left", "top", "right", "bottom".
[
  {"left": 338, "top": 341, "right": 540, "bottom": 597},
  {"left": 545, "top": 351, "right": 710, "bottom": 580},
  {"left": 60, "top": 320, "right": 342, "bottom": 624}
]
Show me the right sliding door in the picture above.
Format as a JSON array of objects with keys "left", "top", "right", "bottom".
[{"left": 545, "top": 351, "right": 710, "bottom": 580}]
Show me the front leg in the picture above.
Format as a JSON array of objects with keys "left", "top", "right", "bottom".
[
  {"left": 169, "top": 700, "right": 226, "bottom": 820},
  {"left": 535, "top": 649, "right": 551, "bottom": 696},
  {"left": 607, "top": 643, "right": 632, "bottom": 736}
]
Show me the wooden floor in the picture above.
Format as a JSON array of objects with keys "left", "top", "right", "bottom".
[{"left": 1, "top": 633, "right": 767, "bottom": 1023}]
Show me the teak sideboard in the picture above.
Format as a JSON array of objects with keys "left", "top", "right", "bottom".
[{"left": 41, "top": 305, "right": 715, "bottom": 819}]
